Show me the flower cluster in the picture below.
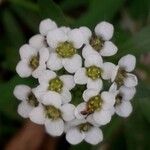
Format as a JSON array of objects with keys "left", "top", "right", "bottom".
[{"left": 14, "top": 18, "right": 138, "bottom": 145}]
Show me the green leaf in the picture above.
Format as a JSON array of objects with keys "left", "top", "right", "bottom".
[
  {"left": 38, "top": 0, "right": 67, "bottom": 25},
  {"left": 69, "top": 142, "right": 92, "bottom": 150},
  {"left": 74, "top": 0, "right": 125, "bottom": 28}
]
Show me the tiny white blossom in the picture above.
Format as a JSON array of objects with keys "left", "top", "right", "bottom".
[
  {"left": 13, "top": 85, "right": 40, "bottom": 118},
  {"left": 75, "top": 89, "right": 116, "bottom": 125},
  {"left": 33, "top": 70, "right": 75, "bottom": 104},
  {"left": 65, "top": 119, "right": 103, "bottom": 145},
  {"left": 16, "top": 44, "right": 49, "bottom": 78},
  {"left": 82, "top": 21, "right": 118, "bottom": 58}
]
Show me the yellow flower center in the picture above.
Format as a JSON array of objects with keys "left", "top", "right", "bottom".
[
  {"left": 29, "top": 55, "right": 39, "bottom": 70},
  {"left": 27, "top": 92, "right": 39, "bottom": 107},
  {"left": 115, "top": 94, "right": 122, "bottom": 106},
  {"left": 79, "top": 123, "right": 92, "bottom": 132}
]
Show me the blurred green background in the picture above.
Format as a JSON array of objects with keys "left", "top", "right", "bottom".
[{"left": 0, "top": 0, "right": 150, "bottom": 149}]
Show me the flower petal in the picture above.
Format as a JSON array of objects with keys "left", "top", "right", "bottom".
[
  {"left": 45, "top": 118, "right": 64, "bottom": 136},
  {"left": 17, "top": 101, "right": 33, "bottom": 118},
  {"left": 115, "top": 101, "right": 132, "bottom": 117},
  {"left": 29, "top": 34, "right": 46, "bottom": 50},
  {"left": 100, "top": 41, "right": 118, "bottom": 57},
  {"left": 39, "top": 47, "right": 50, "bottom": 64},
  {"left": 38, "top": 70, "right": 56, "bottom": 85},
  {"left": 62, "top": 54, "right": 82, "bottom": 73},
  {"left": 84, "top": 54, "right": 103, "bottom": 68},
  {"left": 39, "top": 18, "right": 57, "bottom": 36},
  {"left": 94, "top": 21, "right": 114, "bottom": 40},
  {"left": 60, "top": 88, "right": 72, "bottom": 104},
  {"left": 109, "top": 82, "right": 118, "bottom": 93},
  {"left": 13, "top": 85, "right": 31, "bottom": 101},
  {"left": 47, "top": 53, "right": 63, "bottom": 71},
  {"left": 101, "top": 62, "right": 117, "bottom": 80},
  {"left": 61, "top": 103, "right": 75, "bottom": 121},
  {"left": 47, "top": 28, "right": 68, "bottom": 49},
  {"left": 74, "top": 102, "right": 87, "bottom": 119},
  {"left": 19, "top": 44, "right": 37, "bottom": 60},
  {"left": 118, "top": 54, "right": 136, "bottom": 72},
  {"left": 74, "top": 68, "right": 88, "bottom": 84},
  {"left": 59, "top": 26, "right": 71, "bottom": 34},
  {"left": 66, "top": 128, "right": 85, "bottom": 145},
  {"left": 16, "top": 60, "right": 32, "bottom": 78},
  {"left": 87, "top": 78, "right": 103, "bottom": 91},
  {"left": 83, "top": 89, "right": 99, "bottom": 102},
  {"left": 32, "top": 64, "right": 46, "bottom": 78},
  {"left": 60, "top": 75, "right": 75, "bottom": 90},
  {"left": 85, "top": 127, "right": 103, "bottom": 145},
  {"left": 124, "top": 73, "right": 138, "bottom": 87},
  {"left": 29, "top": 105, "right": 45, "bottom": 125},
  {"left": 79, "top": 26, "right": 92, "bottom": 41},
  {"left": 93, "top": 110, "right": 111, "bottom": 125},
  {"left": 41, "top": 91, "right": 62, "bottom": 108}
]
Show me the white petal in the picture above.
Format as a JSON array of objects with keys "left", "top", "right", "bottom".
[
  {"left": 19, "top": 44, "right": 37, "bottom": 60},
  {"left": 75, "top": 102, "right": 87, "bottom": 119},
  {"left": 101, "top": 62, "right": 117, "bottom": 80},
  {"left": 32, "top": 64, "right": 46, "bottom": 78},
  {"left": 94, "top": 21, "right": 114, "bottom": 40},
  {"left": 38, "top": 70, "right": 56, "bottom": 85},
  {"left": 41, "top": 91, "right": 62, "bottom": 108},
  {"left": 29, "top": 34, "right": 46, "bottom": 50},
  {"left": 17, "top": 101, "right": 33, "bottom": 118},
  {"left": 13, "top": 85, "right": 31, "bottom": 101},
  {"left": 83, "top": 89, "right": 99, "bottom": 102},
  {"left": 39, "top": 18, "right": 57, "bottom": 35},
  {"left": 124, "top": 73, "right": 138, "bottom": 87},
  {"left": 93, "top": 110, "right": 112, "bottom": 125},
  {"left": 115, "top": 101, "right": 132, "bottom": 117},
  {"left": 47, "top": 28, "right": 68, "bottom": 49},
  {"left": 16, "top": 60, "right": 32, "bottom": 78},
  {"left": 60, "top": 75, "right": 75, "bottom": 90},
  {"left": 85, "top": 127, "right": 103, "bottom": 145},
  {"left": 66, "top": 128, "right": 84, "bottom": 145},
  {"left": 119, "top": 86, "right": 136, "bottom": 101},
  {"left": 45, "top": 118, "right": 64, "bottom": 136},
  {"left": 87, "top": 78, "right": 103, "bottom": 91},
  {"left": 59, "top": 26, "right": 71, "bottom": 34},
  {"left": 118, "top": 54, "right": 136, "bottom": 72},
  {"left": 111, "top": 65, "right": 119, "bottom": 82},
  {"left": 29, "top": 105, "right": 45, "bottom": 125},
  {"left": 100, "top": 41, "right": 118, "bottom": 57},
  {"left": 39, "top": 47, "right": 50, "bottom": 64},
  {"left": 82, "top": 45, "right": 99, "bottom": 59},
  {"left": 61, "top": 103, "right": 75, "bottom": 121},
  {"left": 86, "top": 115, "right": 100, "bottom": 127},
  {"left": 74, "top": 68, "right": 88, "bottom": 84},
  {"left": 47, "top": 53, "right": 63, "bottom": 71},
  {"left": 101, "top": 91, "right": 116, "bottom": 109},
  {"left": 62, "top": 54, "right": 82, "bottom": 73},
  {"left": 109, "top": 83, "right": 118, "bottom": 93},
  {"left": 84, "top": 54, "right": 103, "bottom": 68},
  {"left": 60, "top": 88, "right": 72, "bottom": 104},
  {"left": 68, "top": 29, "right": 86, "bottom": 49}
]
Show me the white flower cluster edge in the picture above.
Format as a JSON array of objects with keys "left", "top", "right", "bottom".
[{"left": 13, "top": 18, "right": 138, "bottom": 145}]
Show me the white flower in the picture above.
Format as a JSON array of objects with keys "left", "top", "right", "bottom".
[
  {"left": 13, "top": 85, "right": 40, "bottom": 118},
  {"left": 105, "top": 54, "right": 138, "bottom": 88},
  {"left": 74, "top": 54, "right": 104, "bottom": 91},
  {"left": 65, "top": 119, "right": 103, "bottom": 145},
  {"left": 109, "top": 83, "right": 136, "bottom": 117},
  {"left": 16, "top": 44, "right": 49, "bottom": 78},
  {"left": 39, "top": 18, "right": 57, "bottom": 36},
  {"left": 74, "top": 89, "right": 116, "bottom": 125},
  {"left": 46, "top": 27, "right": 90, "bottom": 73},
  {"left": 33, "top": 70, "right": 75, "bottom": 104},
  {"left": 29, "top": 99, "right": 75, "bottom": 136},
  {"left": 82, "top": 21, "right": 118, "bottom": 58}
]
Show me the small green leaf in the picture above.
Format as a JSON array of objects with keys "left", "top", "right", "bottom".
[
  {"left": 69, "top": 142, "right": 92, "bottom": 150},
  {"left": 38, "top": 0, "right": 67, "bottom": 25}
]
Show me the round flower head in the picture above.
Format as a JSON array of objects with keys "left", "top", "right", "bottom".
[
  {"left": 82, "top": 21, "right": 118, "bottom": 58},
  {"left": 33, "top": 70, "right": 75, "bottom": 104},
  {"left": 75, "top": 89, "right": 116, "bottom": 125},
  {"left": 16, "top": 45, "right": 49, "bottom": 78},
  {"left": 29, "top": 100, "right": 75, "bottom": 136},
  {"left": 39, "top": 18, "right": 57, "bottom": 36},
  {"left": 46, "top": 27, "right": 91, "bottom": 73},
  {"left": 106, "top": 54, "right": 138, "bottom": 88},
  {"left": 65, "top": 118, "right": 103, "bottom": 145},
  {"left": 13, "top": 85, "right": 40, "bottom": 118},
  {"left": 109, "top": 83, "right": 136, "bottom": 117},
  {"left": 74, "top": 54, "right": 108, "bottom": 91}
]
